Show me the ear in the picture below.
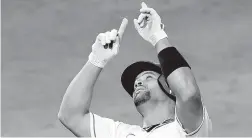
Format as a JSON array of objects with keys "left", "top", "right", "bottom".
[{"left": 157, "top": 75, "right": 176, "bottom": 101}]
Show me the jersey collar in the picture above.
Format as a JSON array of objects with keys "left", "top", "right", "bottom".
[{"left": 143, "top": 118, "right": 175, "bottom": 132}]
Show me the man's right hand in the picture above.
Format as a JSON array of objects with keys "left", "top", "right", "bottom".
[
  {"left": 89, "top": 18, "right": 128, "bottom": 68},
  {"left": 134, "top": 2, "right": 167, "bottom": 46}
]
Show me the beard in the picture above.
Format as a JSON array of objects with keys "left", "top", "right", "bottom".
[{"left": 134, "top": 90, "right": 151, "bottom": 107}]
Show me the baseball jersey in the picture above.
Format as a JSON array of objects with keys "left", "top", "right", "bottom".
[{"left": 89, "top": 106, "right": 212, "bottom": 138}]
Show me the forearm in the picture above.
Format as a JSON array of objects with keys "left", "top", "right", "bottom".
[
  {"left": 58, "top": 61, "right": 102, "bottom": 118},
  {"left": 156, "top": 39, "right": 204, "bottom": 132},
  {"left": 167, "top": 67, "right": 200, "bottom": 101},
  {"left": 137, "top": 3, "right": 203, "bottom": 132},
  {"left": 155, "top": 38, "right": 200, "bottom": 101}
]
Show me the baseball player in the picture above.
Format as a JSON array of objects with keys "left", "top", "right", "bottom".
[{"left": 58, "top": 2, "right": 212, "bottom": 138}]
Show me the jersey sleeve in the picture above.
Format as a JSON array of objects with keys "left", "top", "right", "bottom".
[
  {"left": 89, "top": 112, "right": 131, "bottom": 138},
  {"left": 176, "top": 106, "right": 212, "bottom": 137}
]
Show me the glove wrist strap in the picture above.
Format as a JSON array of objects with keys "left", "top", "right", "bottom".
[
  {"left": 149, "top": 30, "right": 168, "bottom": 46},
  {"left": 88, "top": 52, "right": 107, "bottom": 68}
]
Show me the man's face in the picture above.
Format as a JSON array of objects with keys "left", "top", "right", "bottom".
[{"left": 133, "top": 71, "right": 162, "bottom": 106}]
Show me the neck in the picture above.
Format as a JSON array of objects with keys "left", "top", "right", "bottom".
[{"left": 139, "top": 100, "right": 175, "bottom": 128}]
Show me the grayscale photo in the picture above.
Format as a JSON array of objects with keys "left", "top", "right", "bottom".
[{"left": 1, "top": 0, "right": 252, "bottom": 137}]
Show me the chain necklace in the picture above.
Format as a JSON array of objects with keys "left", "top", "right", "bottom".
[{"left": 143, "top": 118, "right": 175, "bottom": 132}]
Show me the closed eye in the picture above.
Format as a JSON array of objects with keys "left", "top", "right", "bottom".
[{"left": 146, "top": 75, "right": 153, "bottom": 80}]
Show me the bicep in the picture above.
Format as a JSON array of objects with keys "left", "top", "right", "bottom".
[
  {"left": 59, "top": 112, "right": 121, "bottom": 138},
  {"left": 175, "top": 93, "right": 204, "bottom": 134},
  {"left": 59, "top": 112, "right": 91, "bottom": 137},
  {"left": 176, "top": 106, "right": 212, "bottom": 137},
  {"left": 188, "top": 107, "right": 212, "bottom": 137},
  {"left": 167, "top": 67, "right": 204, "bottom": 133}
]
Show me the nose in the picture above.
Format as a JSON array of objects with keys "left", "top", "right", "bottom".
[{"left": 134, "top": 80, "right": 143, "bottom": 89}]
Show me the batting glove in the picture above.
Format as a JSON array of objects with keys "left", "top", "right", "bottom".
[
  {"left": 88, "top": 18, "right": 128, "bottom": 68},
  {"left": 134, "top": 2, "right": 167, "bottom": 46}
]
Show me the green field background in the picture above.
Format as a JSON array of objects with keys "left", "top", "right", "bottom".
[{"left": 2, "top": 0, "right": 252, "bottom": 136}]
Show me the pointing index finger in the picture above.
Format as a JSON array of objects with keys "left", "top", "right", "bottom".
[
  {"left": 141, "top": 2, "right": 148, "bottom": 8},
  {"left": 117, "top": 18, "right": 128, "bottom": 41}
]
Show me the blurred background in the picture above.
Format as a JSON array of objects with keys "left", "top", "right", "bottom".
[{"left": 2, "top": 0, "right": 252, "bottom": 136}]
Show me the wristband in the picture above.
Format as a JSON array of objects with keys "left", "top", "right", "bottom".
[
  {"left": 149, "top": 30, "right": 168, "bottom": 46},
  {"left": 88, "top": 52, "right": 107, "bottom": 68},
  {"left": 158, "top": 47, "right": 191, "bottom": 78}
]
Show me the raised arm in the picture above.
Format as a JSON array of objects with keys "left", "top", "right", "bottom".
[
  {"left": 134, "top": 2, "right": 203, "bottom": 134},
  {"left": 58, "top": 61, "right": 101, "bottom": 137},
  {"left": 156, "top": 38, "right": 203, "bottom": 134},
  {"left": 58, "top": 18, "right": 128, "bottom": 137}
]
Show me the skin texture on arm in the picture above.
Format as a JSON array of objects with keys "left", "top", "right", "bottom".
[
  {"left": 58, "top": 18, "right": 128, "bottom": 137},
  {"left": 155, "top": 38, "right": 203, "bottom": 134},
  {"left": 58, "top": 61, "right": 102, "bottom": 137}
]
